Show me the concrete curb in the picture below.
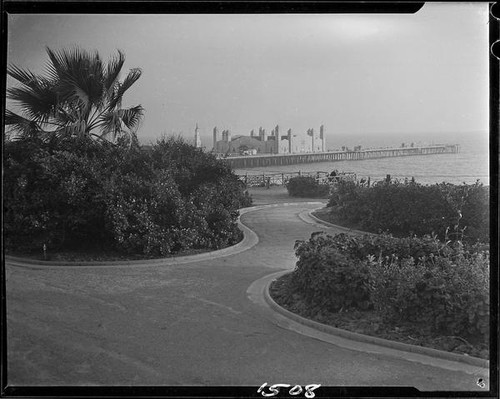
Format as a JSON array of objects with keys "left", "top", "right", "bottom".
[
  {"left": 263, "top": 271, "right": 489, "bottom": 369},
  {"left": 4, "top": 218, "right": 257, "bottom": 268},
  {"left": 5, "top": 202, "right": 322, "bottom": 268},
  {"left": 306, "top": 207, "right": 373, "bottom": 235}
]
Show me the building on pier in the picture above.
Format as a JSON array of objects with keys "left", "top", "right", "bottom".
[{"left": 211, "top": 125, "right": 326, "bottom": 155}]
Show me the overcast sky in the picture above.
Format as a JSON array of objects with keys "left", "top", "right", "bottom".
[{"left": 6, "top": 3, "right": 489, "bottom": 147}]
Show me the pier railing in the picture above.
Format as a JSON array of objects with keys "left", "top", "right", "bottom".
[
  {"left": 223, "top": 144, "right": 460, "bottom": 169},
  {"left": 238, "top": 171, "right": 357, "bottom": 187}
]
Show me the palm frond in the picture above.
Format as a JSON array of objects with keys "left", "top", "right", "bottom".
[
  {"left": 7, "top": 65, "right": 58, "bottom": 125},
  {"left": 55, "top": 103, "right": 79, "bottom": 124},
  {"left": 6, "top": 84, "right": 57, "bottom": 125},
  {"left": 5, "top": 109, "right": 42, "bottom": 138},
  {"left": 7, "top": 65, "right": 43, "bottom": 87},
  {"left": 7, "top": 46, "right": 143, "bottom": 144},
  {"left": 108, "top": 68, "right": 142, "bottom": 110},
  {"left": 4, "top": 110, "right": 59, "bottom": 144},
  {"left": 104, "top": 50, "right": 125, "bottom": 95},
  {"left": 46, "top": 46, "right": 105, "bottom": 113},
  {"left": 95, "top": 107, "right": 142, "bottom": 142},
  {"left": 53, "top": 119, "right": 89, "bottom": 139},
  {"left": 120, "top": 105, "right": 144, "bottom": 131},
  {"left": 8, "top": 70, "right": 56, "bottom": 127},
  {"left": 97, "top": 111, "right": 122, "bottom": 142}
]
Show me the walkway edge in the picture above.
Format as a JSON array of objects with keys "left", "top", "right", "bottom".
[
  {"left": 5, "top": 217, "right": 257, "bottom": 268},
  {"left": 263, "top": 271, "right": 489, "bottom": 369},
  {"left": 306, "top": 207, "right": 371, "bottom": 235}
]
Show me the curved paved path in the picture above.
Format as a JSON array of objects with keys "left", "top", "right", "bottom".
[{"left": 5, "top": 203, "right": 489, "bottom": 390}]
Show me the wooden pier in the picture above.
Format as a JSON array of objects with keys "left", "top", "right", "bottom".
[{"left": 222, "top": 144, "right": 460, "bottom": 169}]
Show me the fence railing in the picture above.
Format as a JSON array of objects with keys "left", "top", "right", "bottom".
[{"left": 238, "top": 171, "right": 357, "bottom": 187}]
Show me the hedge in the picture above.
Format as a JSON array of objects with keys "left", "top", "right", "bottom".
[
  {"left": 286, "top": 176, "right": 330, "bottom": 198},
  {"left": 328, "top": 179, "right": 489, "bottom": 245},
  {"left": 291, "top": 232, "right": 489, "bottom": 343},
  {"left": 4, "top": 136, "right": 252, "bottom": 256}
]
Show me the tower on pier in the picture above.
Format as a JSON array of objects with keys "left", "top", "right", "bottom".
[
  {"left": 213, "top": 127, "right": 219, "bottom": 150},
  {"left": 194, "top": 123, "right": 202, "bottom": 148},
  {"left": 320, "top": 125, "right": 326, "bottom": 152},
  {"left": 307, "top": 128, "right": 315, "bottom": 152},
  {"left": 274, "top": 125, "right": 280, "bottom": 154}
]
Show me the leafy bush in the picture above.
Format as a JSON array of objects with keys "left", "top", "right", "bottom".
[
  {"left": 104, "top": 170, "right": 185, "bottom": 255},
  {"left": 286, "top": 176, "right": 330, "bottom": 198},
  {"left": 291, "top": 232, "right": 372, "bottom": 311},
  {"left": 4, "top": 136, "right": 251, "bottom": 256},
  {"left": 327, "top": 181, "right": 365, "bottom": 230},
  {"left": 290, "top": 231, "right": 489, "bottom": 343},
  {"left": 369, "top": 244, "right": 489, "bottom": 341},
  {"left": 440, "top": 182, "right": 490, "bottom": 244},
  {"left": 3, "top": 137, "right": 112, "bottom": 250},
  {"left": 328, "top": 179, "right": 489, "bottom": 245}
]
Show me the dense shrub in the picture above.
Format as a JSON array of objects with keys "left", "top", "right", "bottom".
[
  {"left": 4, "top": 136, "right": 251, "bottom": 256},
  {"left": 328, "top": 179, "right": 489, "bottom": 244},
  {"left": 3, "top": 137, "right": 112, "bottom": 250},
  {"left": 286, "top": 176, "right": 330, "bottom": 198},
  {"left": 369, "top": 244, "right": 489, "bottom": 341},
  {"left": 291, "top": 232, "right": 489, "bottom": 343},
  {"left": 290, "top": 231, "right": 452, "bottom": 313},
  {"left": 315, "top": 231, "right": 454, "bottom": 262},
  {"left": 442, "top": 182, "right": 490, "bottom": 243},
  {"left": 291, "top": 232, "right": 372, "bottom": 311},
  {"left": 104, "top": 170, "right": 186, "bottom": 255}
]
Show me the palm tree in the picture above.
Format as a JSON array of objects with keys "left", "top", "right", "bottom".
[{"left": 5, "top": 47, "right": 144, "bottom": 144}]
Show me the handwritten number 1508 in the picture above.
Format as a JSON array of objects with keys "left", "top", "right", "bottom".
[{"left": 257, "top": 383, "right": 321, "bottom": 398}]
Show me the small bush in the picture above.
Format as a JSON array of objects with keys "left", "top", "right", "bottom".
[{"left": 286, "top": 176, "right": 330, "bottom": 198}]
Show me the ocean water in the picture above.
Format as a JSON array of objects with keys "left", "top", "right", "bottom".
[{"left": 234, "top": 132, "right": 490, "bottom": 186}]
